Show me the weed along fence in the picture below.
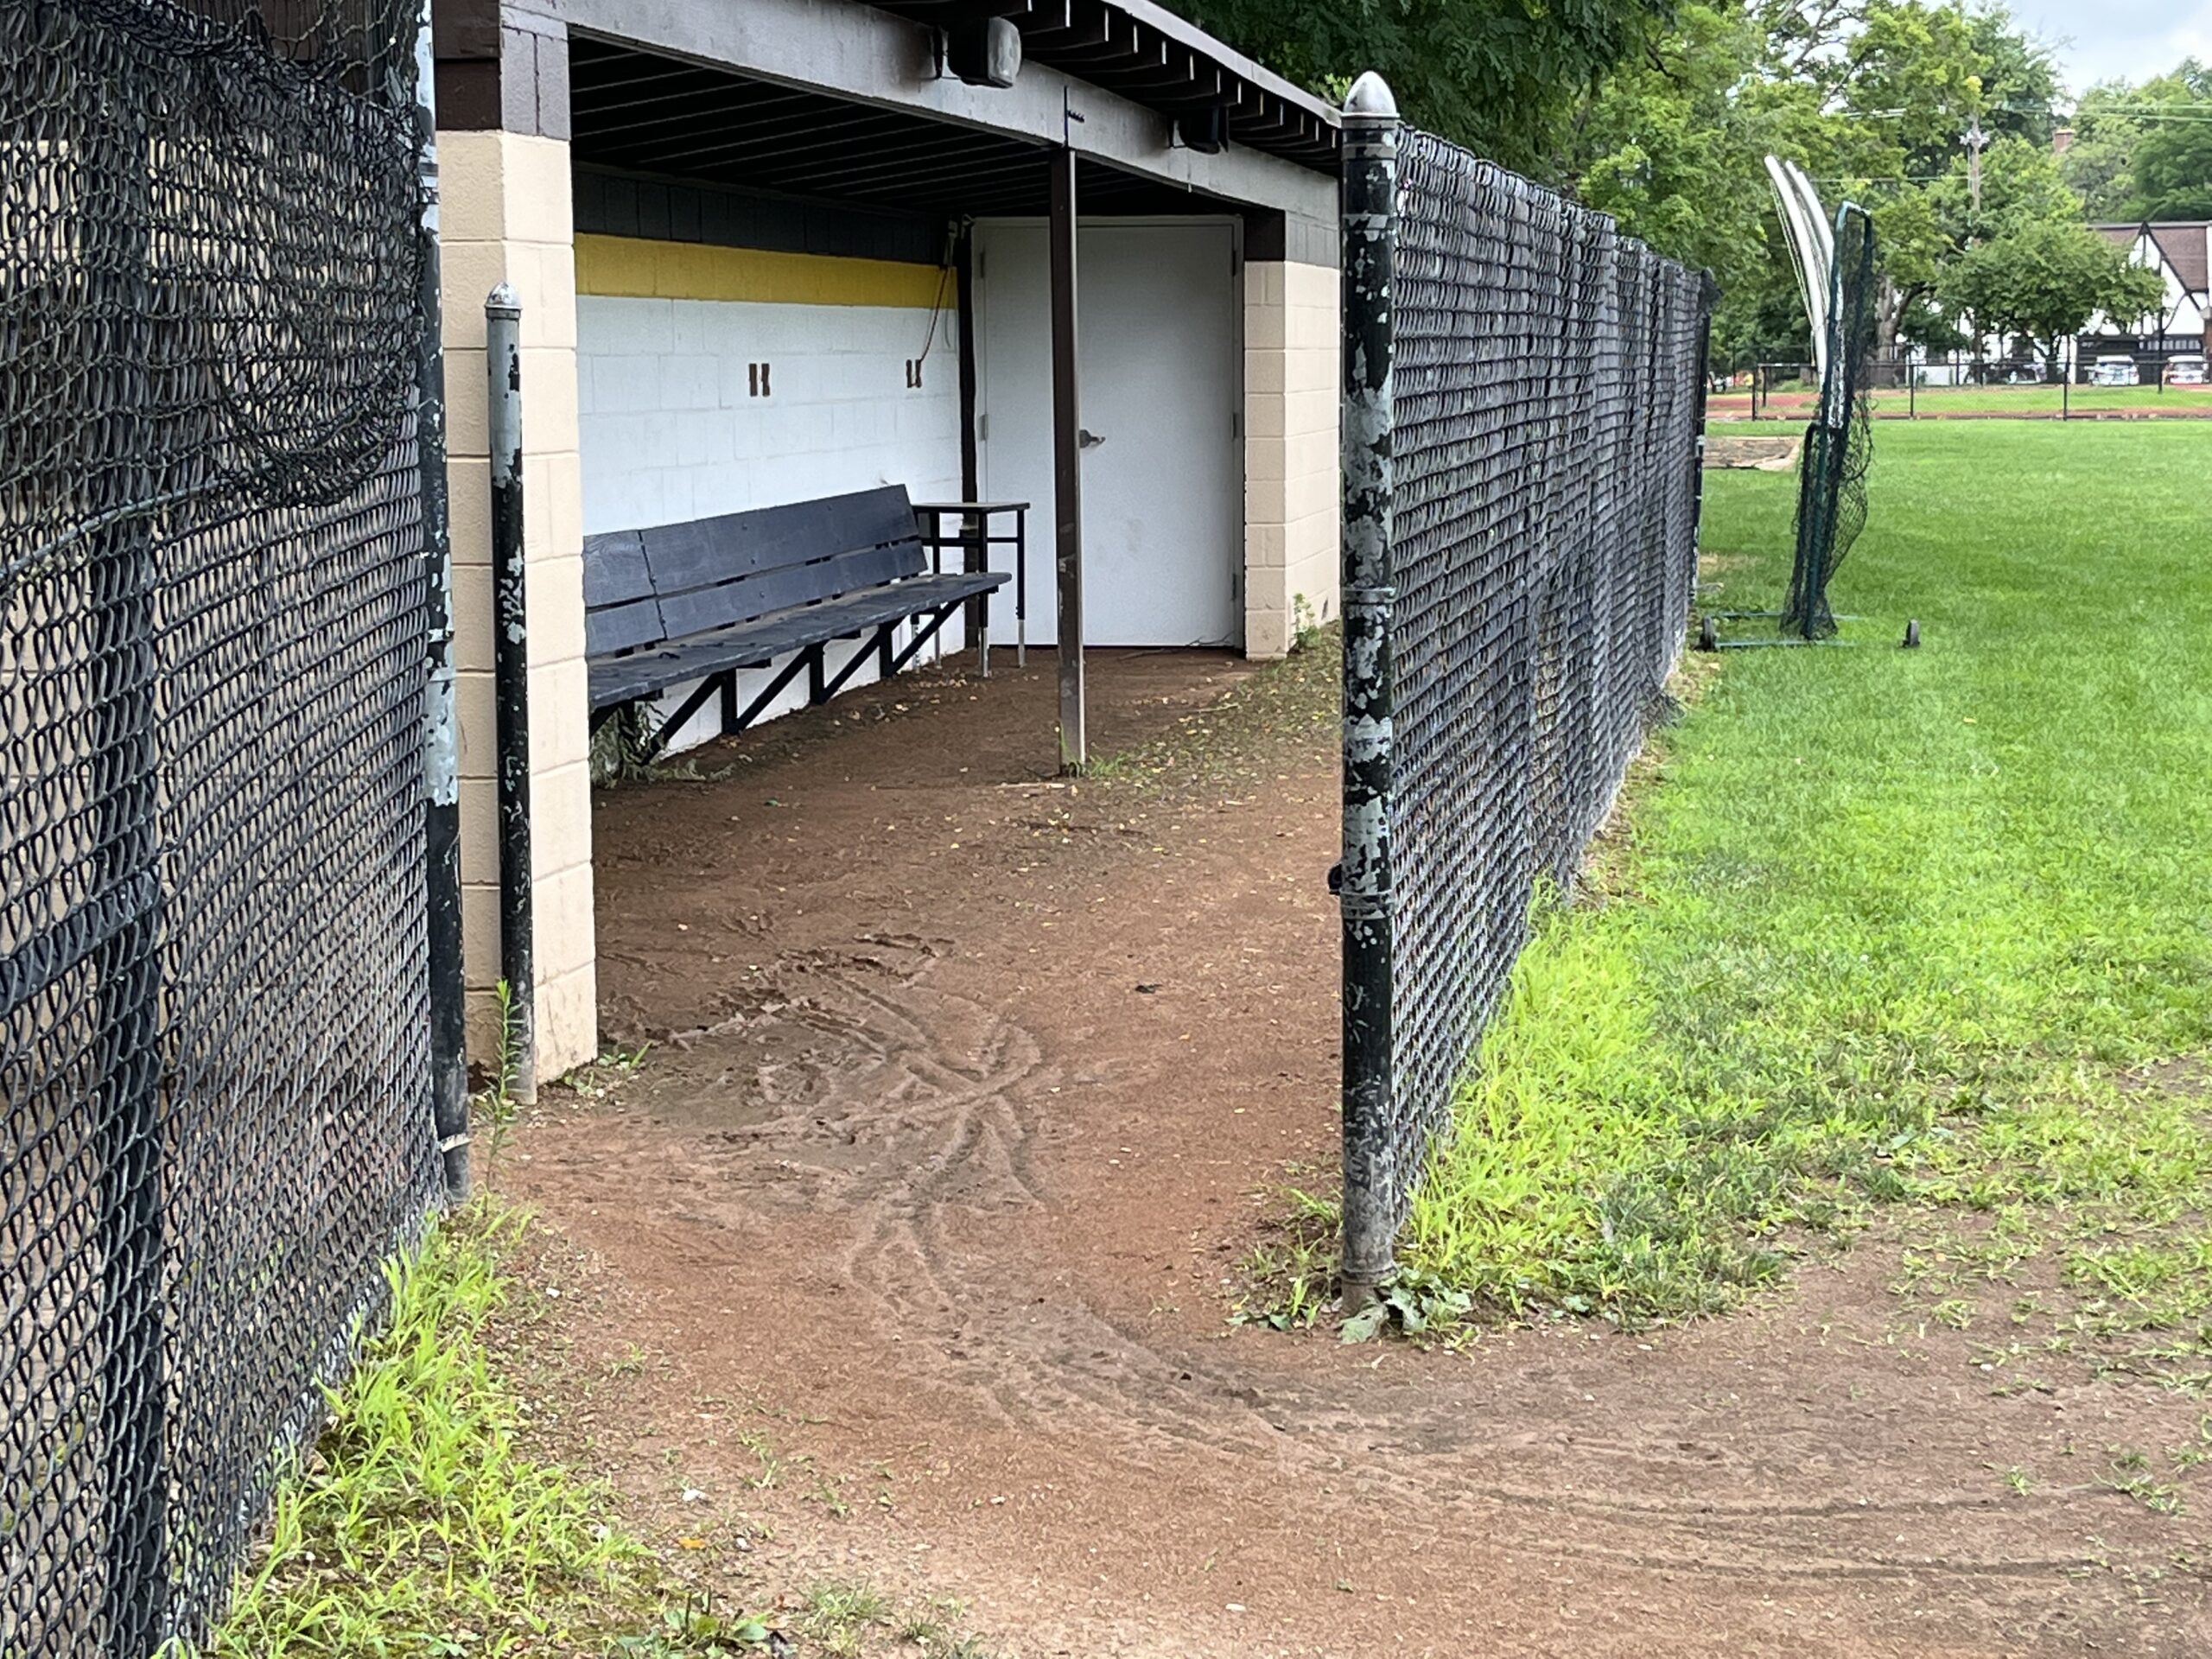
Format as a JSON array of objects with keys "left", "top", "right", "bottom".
[
  {"left": 0, "top": 2, "right": 465, "bottom": 1650},
  {"left": 1335, "top": 79, "right": 1713, "bottom": 1289}
]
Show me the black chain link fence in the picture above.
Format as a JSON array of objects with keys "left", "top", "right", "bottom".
[
  {"left": 1338, "top": 119, "right": 1710, "bottom": 1281},
  {"left": 2, "top": 2, "right": 443, "bottom": 1649}
]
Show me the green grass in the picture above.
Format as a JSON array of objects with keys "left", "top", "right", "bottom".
[
  {"left": 1399, "top": 422, "right": 2212, "bottom": 1341},
  {"left": 1716, "top": 383, "right": 2212, "bottom": 420},
  {"left": 200, "top": 1204, "right": 764, "bottom": 1657},
  {"left": 200, "top": 1202, "right": 1015, "bottom": 1655}
]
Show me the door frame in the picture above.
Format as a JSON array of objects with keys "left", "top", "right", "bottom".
[{"left": 970, "top": 213, "right": 1247, "bottom": 651}]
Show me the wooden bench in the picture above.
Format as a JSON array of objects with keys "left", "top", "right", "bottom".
[{"left": 584, "top": 486, "right": 1016, "bottom": 760}]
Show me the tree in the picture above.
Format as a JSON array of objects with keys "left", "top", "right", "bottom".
[
  {"left": 1567, "top": 1, "right": 2070, "bottom": 365},
  {"left": 1927, "top": 131, "right": 2075, "bottom": 242},
  {"left": 1937, "top": 220, "right": 2167, "bottom": 374},
  {"left": 2061, "top": 79, "right": 2148, "bottom": 219},
  {"left": 1569, "top": 2, "right": 1773, "bottom": 283},
  {"left": 2063, "top": 61, "right": 2212, "bottom": 223},
  {"left": 2129, "top": 62, "right": 2212, "bottom": 220},
  {"left": 1167, "top": 0, "right": 1671, "bottom": 177}
]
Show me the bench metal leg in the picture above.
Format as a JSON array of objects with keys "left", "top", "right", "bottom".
[
  {"left": 887, "top": 602, "right": 963, "bottom": 679},
  {"left": 638, "top": 654, "right": 811, "bottom": 762},
  {"left": 645, "top": 671, "right": 733, "bottom": 762},
  {"left": 820, "top": 626, "right": 895, "bottom": 704},
  {"left": 728, "top": 650, "right": 814, "bottom": 735}
]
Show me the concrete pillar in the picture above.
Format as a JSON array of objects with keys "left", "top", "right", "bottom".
[
  {"left": 437, "top": 125, "right": 597, "bottom": 1078},
  {"left": 1242, "top": 213, "right": 1344, "bottom": 658}
]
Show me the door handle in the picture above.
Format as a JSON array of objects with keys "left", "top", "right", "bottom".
[{"left": 1078, "top": 428, "right": 1106, "bottom": 449}]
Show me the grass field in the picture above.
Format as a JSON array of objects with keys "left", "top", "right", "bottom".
[
  {"left": 1713, "top": 383, "right": 2212, "bottom": 420},
  {"left": 1402, "top": 422, "right": 2212, "bottom": 1347}
]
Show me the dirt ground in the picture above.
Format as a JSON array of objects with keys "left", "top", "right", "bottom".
[{"left": 506, "top": 647, "right": 2206, "bottom": 1657}]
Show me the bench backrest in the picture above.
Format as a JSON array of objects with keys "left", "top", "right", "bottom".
[{"left": 583, "top": 485, "right": 925, "bottom": 655}]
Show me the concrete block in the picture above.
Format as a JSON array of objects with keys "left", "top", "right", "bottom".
[
  {"left": 534, "top": 963, "right": 600, "bottom": 1080},
  {"left": 531, "top": 861, "right": 599, "bottom": 985},
  {"left": 528, "top": 655, "right": 594, "bottom": 781}
]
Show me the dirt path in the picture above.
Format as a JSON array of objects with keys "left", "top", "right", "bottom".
[{"left": 510, "top": 649, "right": 2204, "bottom": 1656}]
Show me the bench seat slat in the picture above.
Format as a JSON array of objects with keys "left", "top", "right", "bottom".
[
  {"left": 588, "top": 570, "right": 1007, "bottom": 711},
  {"left": 582, "top": 530, "right": 667, "bottom": 655},
  {"left": 588, "top": 597, "right": 668, "bottom": 654},
  {"left": 653, "top": 543, "right": 918, "bottom": 639},
  {"left": 642, "top": 486, "right": 920, "bottom": 594}
]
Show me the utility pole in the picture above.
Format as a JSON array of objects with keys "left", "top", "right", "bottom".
[{"left": 1962, "top": 111, "right": 1989, "bottom": 228}]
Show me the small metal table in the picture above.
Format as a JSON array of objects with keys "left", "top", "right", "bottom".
[{"left": 912, "top": 500, "right": 1032, "bottom": 668}]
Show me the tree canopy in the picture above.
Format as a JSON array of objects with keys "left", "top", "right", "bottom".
[
  {"left": 2063, "top": 62, "right": 2212, "bottom": 223},
  {"left": 1561, "top": 1, "right": 2134, "bottom": 365},
  {"left": 1169, "top": 0, "right": 1674, "bottom": 176},
  {"left": 1938, "top": 220, "right": 2168, "bottom": 371},
  {"left": 1166, "top": 1, "right": 2195, "bottom": 368}
]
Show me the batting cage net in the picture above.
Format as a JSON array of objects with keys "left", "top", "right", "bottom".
[
  {"left": 1338, "top": 118, "right": 1711, "bottom": 1281},
  {"left": 1783, "top": 203, "right": 1877, "bottom": 639},
  {"left": 2, "top": 2, "right": 442, "bottom": 1649}
]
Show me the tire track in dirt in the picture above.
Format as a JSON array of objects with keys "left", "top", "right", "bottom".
[
  {"left": 575, "top": 944, "right": 2177, "bottom": 1610},
  {"left": 527, "top": 656, "right": 2204, "bottom": 1656}
]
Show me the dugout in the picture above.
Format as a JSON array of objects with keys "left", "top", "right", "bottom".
[{"left": 430, "top": 0, "right": 1344, "bottom": 1075}]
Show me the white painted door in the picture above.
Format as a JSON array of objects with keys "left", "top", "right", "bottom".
[{"left": 976, "top": 220, "right": 1242, "bottom": 648}]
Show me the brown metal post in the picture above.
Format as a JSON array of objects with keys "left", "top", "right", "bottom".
[
  {"left": 1049, "top": 146, "right": 1085, "bottom": 772},
  {"left": 956, "top": 222, "right": 985, "bottom": 647}
]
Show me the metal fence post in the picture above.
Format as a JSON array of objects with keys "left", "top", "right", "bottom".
[
  {"left": 1689, "top": 273, "right": 1719, "bottom": 586},
  {"left": 416, "top": 0, "right": 470, "bottom": 1202},
  {"left": 1338, "top": 71, "right": 1400, "bottom": 1295},
  {"left": 486, "top": 285, "right": 537, "bottom": 1104}
]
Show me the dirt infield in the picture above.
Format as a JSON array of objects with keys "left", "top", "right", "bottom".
[{"left": 507, "top": 647, "right": 2206, "bottom": 1656}]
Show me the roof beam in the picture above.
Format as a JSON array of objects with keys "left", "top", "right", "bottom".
[{"left": 533, "top": 0, "right": 1338, "bottom": 219}]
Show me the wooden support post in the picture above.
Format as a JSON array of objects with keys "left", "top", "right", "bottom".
[{"left": 1049, "top": 146, "right": 1086, "bottom": 773}]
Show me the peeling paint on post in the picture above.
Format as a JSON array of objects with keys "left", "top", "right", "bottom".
[
  {"left": 486, "top": 283, "right": 537, "bottom": 1104},
  {"left": 416, "top": 0, "right": 469, "bottom": 1202},
  {"left": 1338, "top": 71, "right": 1400, "bottom": 1296}
]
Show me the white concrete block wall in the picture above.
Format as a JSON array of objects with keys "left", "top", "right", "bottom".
[
  {"left": 578, "top": 291, "right": 971, "bottom": 754},
  {"left": 1244, "top": 258, "right": 1341, "bottom": 657}
]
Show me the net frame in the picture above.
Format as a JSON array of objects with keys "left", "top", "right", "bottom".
[{"left": 1782, "top": 202, "right": 1877, "bottom": 640}]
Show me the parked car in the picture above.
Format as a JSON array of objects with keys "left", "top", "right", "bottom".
[
  {"left": 2165, "top": 354, "right": 2208, "bottom": 386},
  {"left": 2089, "top": 355, "right": 2140, "bottom": 386}
]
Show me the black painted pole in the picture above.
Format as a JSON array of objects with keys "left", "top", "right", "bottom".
[
  {"left": 1049, "top": 146, "right": 1085, "bottom": 773},
  {"left": 486, "top": 283, "right": 537, "bottom": 1103},
  {"left": 415, "top": 1, "right": 470, "bottom": 1202},
  {"left": 1689, "top": 272, "right": 1719, "bottom": 601},
  {"left": 1337, "top": 71, "right": 1400, "bottom": 1297}
]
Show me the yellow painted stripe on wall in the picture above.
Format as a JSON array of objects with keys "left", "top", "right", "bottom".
[{"left": 574, "top": 233, "right": 950, "bottom": 308}]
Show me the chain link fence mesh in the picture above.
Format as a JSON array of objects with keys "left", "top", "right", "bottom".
[
  {"left": 2, "top": 2, "right": 439, "bottom": 1648},
  {"left": 1348, "top": 129, "right": 1709, "bottom": 1254}
]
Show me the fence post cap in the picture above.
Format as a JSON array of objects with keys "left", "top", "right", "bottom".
[
  {"left": 486, "top": 281, "right": 521, "bottom": 319},
  {"left": 1343, "top": 72, "right": 1398, "bottom": 121}
]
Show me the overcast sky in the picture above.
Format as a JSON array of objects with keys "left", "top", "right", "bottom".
[{"left": 2006, "top": 0, "right": 2212, "bottom": 92}]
